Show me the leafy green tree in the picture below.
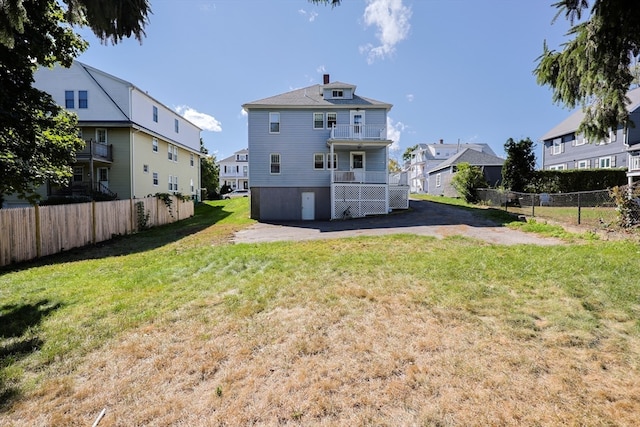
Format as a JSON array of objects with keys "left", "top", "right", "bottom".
[
  {"left": 451, "top": 162, "right": 488, "bottom": 204},
  {"left": 1, "top": 0, "right": 150, "bottom": 204},
  {"left": 199, "top": 139, "right": 219, "bottom": 200},
  {"left": 402, "top": 144, "right": 418, "bottom": 163},
  {"left": 502, "top": 138, "right": 536, "bottom": 192},
  {"left": 535, "top": 1, "right": 640, "bottom": 141}
]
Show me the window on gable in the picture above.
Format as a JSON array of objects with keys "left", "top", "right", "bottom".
[
  {"left": 269, "top": 112, "right": 280, "bottom": 133},
  {"left": 65, "top": 91, "right": 74, "bottom": 108},
  {"left": 313, "top": 113, "right": 324, "bottom": 129},
  {"left": 78, "top": 90, "right": 88, "bottom": 108},
  {"left": 332, "top": 90, "right": 343, "bottom": 98},
  {"left": 153, "top": 106, "right": 158, "bottom": 122},
  {"left": 270, "top": 153, "right": 281, "bottom": 174},
  {"left": 152, "top": 138, "right": 158, "bottom": 152},
  {"left": 174, "top": 118, "right": 179, "bottom": 133},
  {"left": 314, "top": 153, "right": 325, "bottom": 170},
  {"left": 552, "top": 139, "right": 563, "bottom": 155},
  {"left": 327, "top": 112, "right": 337, "bottom": 129}
]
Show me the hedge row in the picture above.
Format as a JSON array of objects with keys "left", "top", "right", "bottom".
[{"left": 528, "top": 169, "right": 628, "bottom": 193}]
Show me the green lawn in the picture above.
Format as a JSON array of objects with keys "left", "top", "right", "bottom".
[{"left": 1, "top": 197, "right": 640, "bottom": 426}]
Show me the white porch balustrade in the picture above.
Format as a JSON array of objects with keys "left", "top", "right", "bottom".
[{"left": 330, "top": 124, "right": 387, "bottom": 140}]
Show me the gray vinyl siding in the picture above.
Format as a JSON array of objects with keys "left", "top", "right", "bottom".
[
  {"left": 543, "top": 128, "right": 627, "bottom": 170},
  {"left": 251, "top": 187, "right": 331, "bottom": 221},
  {"left": 248, "top": 108, "right": 389, "bottom": 188},
  {"left": 628, "top": 109, "right": 640, "bottom": 150}
]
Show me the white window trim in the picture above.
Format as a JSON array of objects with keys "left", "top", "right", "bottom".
[
  {"left": 549, "top": 164, "right": 566, "bottom": 171},
  {"left": 313, "top": 112, "right": 324, "bottom": 130},
  {"left": 96, "top": 128, "right": 107, "bottom": 144},
  {"left": 435, "top": 173, "right": 441, "bottom": 187},
  {"left": 598, "top": 156, "right": 614, "bottom": 169},
  {"left": 269, "top": 112, "right": 280, "bottom": 134},
  {"left": 327, "top": 112, "right": 337, "bottom": 130},
  {"left": 576, "top": 160, "right": 590, "bottom": 169},
  {"left": 313, "top": 153, "right": 325, "bottom": 170},
  {"left": 552, "top": 139, "right": 563, "bottom": 155},
  {"left": 152, "top": 138, "right": 158, "bottom": 153},
  {"left": 153, "top": 172, "right": 159, "bottom": 186},
  {"left": 270, "top": 153, "right": 281, "bottom": 175},
  {"left": 326, "top": 153, "right": 337, "bottom": 170}
]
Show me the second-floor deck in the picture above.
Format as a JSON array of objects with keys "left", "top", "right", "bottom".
[
  {"left": 329, "top": 124, "right": 388, "bottom": 141},
  {"left": 76, "top": 140, "right": 113, "bottom": 163}
]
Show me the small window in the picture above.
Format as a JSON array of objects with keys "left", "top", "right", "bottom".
[
  {"left": 599, "top": 156, "right": 614, "bottom": 168},
  {"left": 326, "top": 153, "right": 337, "bottom": 169},
  {"left": 190, "top": 179, "right": 194, "bottom": 193},
  {"left": 608, "top": 129, "right": 617, "bottom": 143},
  {"left": 549, "top": 164, "right": 566, "bottom": 170},
  {"left": 552, "top": 139, "right": 563, "bottom": 155},
  {"left": 270, "top": 153, "right": 281, "bottom": 174},
  {"left": 327, "top": 112, "right": 337, "bottom": 129},
  {"left": 96, "top": 128, "right": 107, "bottom": 144},
  {"left": 313, "top": 113, "right": 324, "bottom": 129},
  {"left": 152, "top": 138, "right": 158, "bottom": 152},
  {"left": 153, "top": 172, "right": 159, "bottom": 186},
  {"left": 65, "top": 91, "right": 74, "bottom": 109},
  {"left": 153, "top": 106, "right": 158, "bottom": 122},
  {"left": 174, "top": 118, "right": 179, "bottom": 133},
  {"left": 577, "top": 160, "right": 590, "bottom": 169},
  {"left": 313, "top": 153, "right": 324, "bottom": 170},
  {"left": 269, "top": 112, "right": 280, "bottom": 133},
  {"left": 143, "top": 164, "right": 149, "bottom": 173},
  {"left": 436, "top": 173, "right": 442, "bottom": 187},
  {"left": 332, "top": 90, "right": 343, "bottom": 98},
  {"left": 78, "top": 90, "right": 88, "bottom": 108},
  {"left": 190, "top": 154, "right": 194, "bottom": 167}
]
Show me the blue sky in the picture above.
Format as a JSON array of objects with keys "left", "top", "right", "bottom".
[{"left": 75, "top": 0, "right": 575, "bottom": 165}]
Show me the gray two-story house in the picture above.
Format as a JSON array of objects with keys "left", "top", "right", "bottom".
[
  {"left": 541, "top": 86, "right": 640, "bottom": 186},
  {"left": 242, "top": 75, "right": 407, "bottom": 221}
]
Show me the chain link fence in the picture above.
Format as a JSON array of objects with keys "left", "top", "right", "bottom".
[{"left": 476, "top": 188, "right": 622, "bottom": 229}]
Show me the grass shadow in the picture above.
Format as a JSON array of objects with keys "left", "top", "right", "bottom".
[
  {"left": 1, "top": 300, "right": 62, "bottom": 411},
  {"left": 0, "top": 202, "right": 230, "bottom": 274}
]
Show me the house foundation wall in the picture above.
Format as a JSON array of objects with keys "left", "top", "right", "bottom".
[{"left": 250, "top": 187, "right": 331, "bottom": 221}]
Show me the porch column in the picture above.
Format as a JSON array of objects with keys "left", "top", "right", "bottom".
[{"left": 330, "top": 143, "right": 334, "bottom": 183}]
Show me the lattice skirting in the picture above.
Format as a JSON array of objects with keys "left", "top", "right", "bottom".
[{"left": 332, "top": 184, "right": 388, "bottom": 219}]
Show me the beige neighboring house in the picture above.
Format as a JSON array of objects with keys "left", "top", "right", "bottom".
[
  {"left": 4, "top": 61, "right": 202, "bottom": 207},
  {"left": 218, "top": 148, "right": 249, "bottom": 191}
]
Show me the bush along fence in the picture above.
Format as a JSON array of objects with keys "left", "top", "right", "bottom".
[
  {"left": 0, "top": 195, "right": 194, "bottom": 267},
  {"left": 476, "top": 187, "right": 631, "bottom": 229}
]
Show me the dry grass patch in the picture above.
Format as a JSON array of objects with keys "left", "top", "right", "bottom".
[{"left": 5, "top": 278, "right": 640, "bottom": 426}]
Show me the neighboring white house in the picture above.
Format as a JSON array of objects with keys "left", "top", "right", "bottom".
[
  {"left": 242, "top": 74, "right": 408, "bottom": 221},
  {"left": 409, "top": 141, "right": 497, "bottom": 193},
  {"left": 218, "top": 149, "right": 249, "bottom": 191},
  {"left": 4, "top": 61, "right": 203, "bottom": 207}
]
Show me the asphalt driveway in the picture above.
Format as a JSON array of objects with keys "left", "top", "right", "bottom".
[{"left": 233, "top": 199, "right": 564, "bottom": 245}]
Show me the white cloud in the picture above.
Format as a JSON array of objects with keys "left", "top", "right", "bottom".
[
  {"left": 298, "top": 9, "right": 318, "bottom": 22},
  {"left": 175, "top": 106, "right": 222, "bottom": 132},
  {"left": 387, "top": 116, "right": 406, "bottom": 152},
  {"left": 240, "top": 108, "right": 248, "bottom": 118},
  {"left": 406, "top": 93, "right": 414, "bottom": 102},
  {"left": 361, "top": 0, "right": 412, "bottom": 64}
]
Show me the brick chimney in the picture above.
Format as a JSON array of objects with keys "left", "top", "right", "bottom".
[
  {"left": 439, "top": 139, "right": 444, "bottom": 144},
  {"left": 323, "top": 74, "right": 330, "bottom": 84}
]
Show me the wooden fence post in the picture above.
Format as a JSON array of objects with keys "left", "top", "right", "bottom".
[{"left": 34, "top": 204, "right": 41, "bottom": 258}]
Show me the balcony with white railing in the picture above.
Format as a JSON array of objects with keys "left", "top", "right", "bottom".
[
  {"left": 332, "top": 170, "right": 388, "bottom": 184},
  {"left": 629, "top": 154, "right": 640, "bottom": 173},
  {"left": 329, "top": 124, "right": 388, "bottom": 141}
]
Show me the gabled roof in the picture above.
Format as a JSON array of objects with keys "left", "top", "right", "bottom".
[
  {"left": 218, "top": 149, "right": 248, "bottom": 163},
  {"left": 428, "top": 148, "right": 504, "bottom": 174},
  {"left": 541, "top": 86, "right": 640, "bottom": 141},
  {"left": 242, "top": 83, "right": 392, "bottom": 110}
]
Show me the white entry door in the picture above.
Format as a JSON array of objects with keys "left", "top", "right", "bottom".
[
  {"left": 350, "top": 110, "right": 365, "bottom": 139},
  {"left": 350, "top": 151, "right": 365, "bottom": 183},
  {"left": 301, "top": 192, "right": 315, "bottom": 220}
]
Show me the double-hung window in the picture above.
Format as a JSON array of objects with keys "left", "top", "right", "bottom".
[
  {"left": 552, "top": 139, "right": 563, "bottom": 155},
  {"left": 174, "top": 118, "right": 179, "bottom": 133},
  {"left": 190, "top": 154, "right": 194, "bottom": 167},
  {"left": 65, "top": 91, "right": 74, "bottom": 108},
  {"left": 153, "top": 172, "right": 159, "bottom": 186},
  {"left": 327, "top": 112, "right": 337, "bottom": 129},
  {"left": 313, "top": 113, "right": 324, "bottom": 129},
  {"left": 269, "top": 112, "right": 280, "bottom": 133},
  {"left": 326, "top": 153, "right": 337, "bottom": 169},
  {"left": 313, "top": 153, "right": 324, "bottom": 170},
  {"left": 152, "top": 138, "right": 158, "bottom": 152},
  {"left": 270, "top": 153, "right": 281, "bottom": 174},
  {"left": 96, "top": 128, "right": 107, "bottom": 144},
  {"left": 168, "top": 144, "right": 178, "bottom": 162},
  {"left": 599, "top": 156, "right": 614, "bottom": 168},
  {"left": 168, "top": 175, "right": 178, "bottom": 191},
  {"left": 78, "top": 90, "right": 88, "bottom": 108},
  {"left": 153, "top": 106, "right": 158, "bottom": 122}
]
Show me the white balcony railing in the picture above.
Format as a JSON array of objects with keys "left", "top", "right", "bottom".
[
  {"left": 330, "top": 124, "right": 387, "bottom": 140},
  {"left": 332, "top": 170, "right": 388, "bottom": 184},
  {"left": 630, "top": 155, "right": 640, "bottom": 171}
]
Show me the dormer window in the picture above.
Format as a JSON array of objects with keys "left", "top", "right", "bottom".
[{"left": 332, "top": 90, "right": 343, "bottom": 98}]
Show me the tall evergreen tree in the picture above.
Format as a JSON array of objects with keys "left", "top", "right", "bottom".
[
  {"left": 502, "top": 138, "right": 536, "bottom": 193},
  {"left": 535, "top": 1, "right": 640, "bottom": 141}
]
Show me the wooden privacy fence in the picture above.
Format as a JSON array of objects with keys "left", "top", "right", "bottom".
[{"left": 0, "top": 196, "right": 194, "bottom": 267}]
